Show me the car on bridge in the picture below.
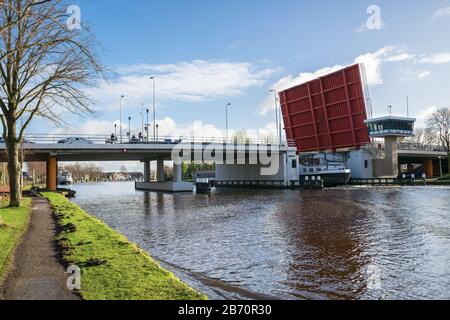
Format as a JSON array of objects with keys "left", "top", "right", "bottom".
[
  {"left": 0, "top": 138, "right": 34, "bottom": 144},
  {"left": 57, "top": 137, "right": 94, "bottom": 145}
]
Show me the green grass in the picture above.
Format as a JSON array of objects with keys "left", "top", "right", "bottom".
[
  {"left": 0, "top": 197, "right": 32, "bottom": 284},
  {"left": 428, "top": 180, "right": 450, "bottom": 186},
  {"left": 438, "top": 174, "right": 450, "bottom": 181},
  {"left": 43, "top": 192, "right": 207, "bottom": 300}
]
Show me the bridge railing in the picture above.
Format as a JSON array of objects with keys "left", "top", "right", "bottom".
[
  {"left": 398, "top": 143, "right": 448, "bottom": 153},
  {"left": 364, "top": 142, "right": 448, "bottom": 153},
  {"left": 22, "top": 134, "right": 292, "bottom": 146}
]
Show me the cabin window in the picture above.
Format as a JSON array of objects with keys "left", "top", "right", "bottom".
[{"left": 291, "top": 159, "right": 297, "bottom": 169}]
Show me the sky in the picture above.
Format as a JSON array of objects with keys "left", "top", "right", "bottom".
[{"left": 25, "top": 0, "right": 450, "bottom": 170}]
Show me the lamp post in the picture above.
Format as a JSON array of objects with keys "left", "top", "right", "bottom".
[
  {"left": 114, "top": 124, "right": 117, "bottom": 137},
  {"left": 141, "top": 103, "right": 144, "bottom": 137},
  {"left": 225, "top": 103, "right": 231, "bottom": 142},
  {"left": 146, "top": 109, "right": 149, "bottom": 142},
  {"left": 128, "top": 116, "right": 131, "bottom": 142},
  {"left": 150, "top": 76, "right": 156, "bottom": 141},
  {"left": 156, "top": 124, "right": 159, "bottom": 142},
  {"left": 270, "top": 90, "right": 279, "bottom": 144},
  {"left": 119, "top": 95, "right": 125, "bottom": 143}
]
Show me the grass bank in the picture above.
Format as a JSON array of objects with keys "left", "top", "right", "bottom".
[
  {"left": 43, "top": 192, "right": 207, "bottom": 300},
  {"left": 427, "top": 180, "right": 450, "bottom": 186},
  {"left": 0, "top": 198, "right": 32, "bottom": 284}
]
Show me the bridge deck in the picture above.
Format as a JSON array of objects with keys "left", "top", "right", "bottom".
[{"left": 0, "top": 142, "right": 295, "bottom": 162}]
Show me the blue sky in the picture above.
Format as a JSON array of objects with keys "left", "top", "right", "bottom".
[{"left": 30, "top": 0, "right": 450, "bottom": 139}]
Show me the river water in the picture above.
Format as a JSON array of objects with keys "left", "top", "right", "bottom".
[{"left": 69, "top": 182, "right": 450, "bottom": 300}]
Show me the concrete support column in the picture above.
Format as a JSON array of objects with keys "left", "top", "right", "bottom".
[
  {"left": 157, "top": 160, "right": 165, "bottom": 182},
  {"left": 46, "top": 156, "right": 58, "bottom": 191},
  {"left": 425, "top": 159, "right": 433, "bottom": 178},
  {"left": 173, "top": 162, "right": 182, "bottom": 183},
  {"left": 385, "top": 136, "right": 399, "bottom": 177},
  {"left": 143, "top": 161, "right": 151, "bottom": 182}
]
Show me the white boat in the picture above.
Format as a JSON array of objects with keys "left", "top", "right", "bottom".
[
  {"left": 299, "top": 153, "right": 351, "bottom": 187},
  {"left": 58, "top": 171, "right": 73, "bottom": 185}
]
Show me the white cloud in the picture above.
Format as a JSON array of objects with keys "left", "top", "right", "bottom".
[
  {"left": 417, "top": 70, "right": 432, "bottom": 79},
  {"left": 86, "top": 60, "right": 279, "bottom": 113},
  {"left": 416, "top": 106, "right": 437, "bottom": 127},
  {"left": 50, "top": 116, "right": 279, "bottom": 143},
  {"left": 432, "top": 7, "right": 450, "bottom": 20},
  {"left": 417, "top": 52, "right": 450, "bottom": 64},
  {"left": 399, "top": 69, "right": 432, "bottom": 82}
]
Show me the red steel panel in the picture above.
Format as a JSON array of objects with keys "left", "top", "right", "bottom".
[{"left": 279, "top": 64, "right": 370, "bottom": 153}]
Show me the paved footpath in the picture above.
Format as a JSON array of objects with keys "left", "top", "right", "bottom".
[{"left": 0, "top": 198, "right": 80, "bottom": 300}]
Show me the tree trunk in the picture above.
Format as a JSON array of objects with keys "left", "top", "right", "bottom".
[
  {"left": 448, "top": 152, "right": 450, "bottom": 175},
  {"left": 6, "top": 140, "right": 22, "bottom": 207}
]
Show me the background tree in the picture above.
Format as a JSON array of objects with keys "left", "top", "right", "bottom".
[
  {"left": 60, "top": 162, "right": 103, "bottom": 182},
  {"left": 0, "top": 0, "right": 102, "bottom": 206},
  {"left": 402, "top": 127, "right": 439, "bottom": 149},
  {"left": 426, "top": 107, "right": 450, "bottom": 168},
  {"left": 232, "top": 129, "right": 251, "bottom": 144}
]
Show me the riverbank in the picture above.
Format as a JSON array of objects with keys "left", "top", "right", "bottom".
[
  {"left": 43, "top": 192, "right": 207, "bottom": 300},
  {"left": 0, "top": 198, "right": 32, "bottom": 284}
]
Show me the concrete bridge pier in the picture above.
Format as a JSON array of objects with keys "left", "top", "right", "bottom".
[
  {"left": 46, "top": 156, "right": 58, "bottom": 191},
  {"left": 143, "top": 161, "right": 151, "bottom": 182},
  {"left": 136, "top": 159, "right": 192, "bottom": 193},
  {"left": 157, "top": 160, "right": 165, "bottom": 182},
  {"left": 425, "top": 159, "right": 434, "bottom": 179},
  {"left": 173, "top": 162, "right": 182, "bottom": 183}
]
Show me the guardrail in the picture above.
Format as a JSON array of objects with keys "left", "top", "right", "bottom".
[
  {"left": 20, "top": 134, "right": 292, "bottom": 146},
  {"left": 398, "top": 143, "right": 448, "bottom": 153},
  {"left": 364, "top": 142, "right": 448, "bottom": 153}
]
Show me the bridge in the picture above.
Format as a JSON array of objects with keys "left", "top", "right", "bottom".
[
  {"left": 364, "top": 142, "right": 449, "bottom": 178},
  {"left": 0, "top": 134, "right": 299, "bottom": 192},
  {"left": 1, "top": 134, "right": 448, "bottom": 191}
]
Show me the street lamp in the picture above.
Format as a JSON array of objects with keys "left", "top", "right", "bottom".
[
  {"left": 225, "top": 103, "right": 231, "bottom": 142},
  {"left": 146, "top": 109, "right": 149, "bottom": 141},
  {"left": 114, "top": 124, "right": 117, "bottom": 137},
  {"left": 270, "top": 90, "right": 279, "bottom": 144},
  {"left": 119, "top": 95, "right": 125, "bottom": 143},
  {"left": 156, "top": 124, "right": 159, "bottom": 142},
  {"left": 150, "top": 76, "right": 156, "bottom": 141},
  {"left": 128, "top": 116, "right": 131, "bottom": 142},
  {"left": 140, "top": 103, "right": 144, "bottom": 137}
]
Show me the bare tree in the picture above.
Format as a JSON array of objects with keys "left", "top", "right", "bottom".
[
  {"left": 403, "top": 127, "right": 439, "bottom": 149},
  {"left": 0, "top": 0, "right": 102, "bottom": 206},
  {"left": 427, "top": 107, "right": 450, "bottom": 168},
  {"left": 232, "top": 129, "right": 251, "bottom": 144},
  {"left": 60, "top": 162, "right": 103, "bottom": 182}
]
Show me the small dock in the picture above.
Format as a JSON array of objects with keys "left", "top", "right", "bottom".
[
  {"left": 349, "top": 177, "right": 427, "bottom": 186},
  {"left": 215, "top": 180, "right": 286, "bottom": 189}
]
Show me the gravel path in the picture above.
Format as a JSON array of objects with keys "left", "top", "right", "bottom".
[{"left": 0, "top": 198, "right": 80, "bottom": 300}]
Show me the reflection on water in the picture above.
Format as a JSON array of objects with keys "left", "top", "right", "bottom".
[{"left": 71, "top": 182, "right": 450, "bottom": 300}]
